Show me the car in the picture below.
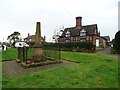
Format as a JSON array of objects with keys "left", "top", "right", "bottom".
[{"left": 15, "top": 41, "right": 29, "bottom": 47}]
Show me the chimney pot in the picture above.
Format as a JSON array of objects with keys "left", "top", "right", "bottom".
[
  {"left": 76, "top": 16, "right": 82, "bottom": 28},
  {"left": 28, "top": 33, "right": 30, "bottom": 36}
]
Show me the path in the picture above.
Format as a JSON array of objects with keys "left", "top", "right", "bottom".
[
  {"left": 97, "top": 47, "right": 119, "bottom": 59},
  {"left": 3, "top": 60, "right": 77, "bottom": 78},
  {"left": 3, "top": 48, "right": 119, "bottom": 78}
]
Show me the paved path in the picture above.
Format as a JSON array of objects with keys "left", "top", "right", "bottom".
[
  {"left": 3, "top": 60, "right": 77, "bottom": 78},
  {"left": 97, "top": 47, "right": 119, "bottom": 59}
]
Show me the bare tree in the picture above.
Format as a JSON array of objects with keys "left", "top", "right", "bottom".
[{"left": 53, "top": 26, "right": 64, "bottom": 42}]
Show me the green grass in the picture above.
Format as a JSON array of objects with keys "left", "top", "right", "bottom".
[
  {"left": 0, "top": 50, "right": 2, "bottom": 89},
  {"left": 96, "top": 47, "right": 104, "bottom": 51},
  {"left": 1, "top": 48, "right": 60, "bottom": 61},
  {"left": 2, "top": 48, "right": 118, "bottom": 88},
  {"left": 27, "top": 48, "right": 34, "bottom": 59},
  {"left": 0, "top": 62, "right": 2, "bottom": 89},
  {"left": 1, "top": 48, "right": 18, "bottom": 61},
  {"left": 43, "top": 49, "right": 60, "bottom": 60},
  {"left": 61, "top": 51, "right": 118, "bottom": 63}
]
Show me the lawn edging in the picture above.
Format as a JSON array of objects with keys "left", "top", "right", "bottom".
[
  {"left": 19, "top": 60, "right": 63, "bottom": 68},
  {"left": 62, "top": 59, "right": 81, "bottom": 63}
]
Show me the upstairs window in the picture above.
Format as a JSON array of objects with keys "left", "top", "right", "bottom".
[
  {"left": 66, "top": 31, "right": 70, "bottom": 37},
  {"left": 80, "top": 29, "right": 86, "bottom": 36},
  {"left": 80, "top": 38, "right": 86, "bottom": 42},
  {"left": 94, "top": 29, "right": 97, "bottom": 34},
  {"left": 65, "top": 40, "right": 70, "bottom": 42}
]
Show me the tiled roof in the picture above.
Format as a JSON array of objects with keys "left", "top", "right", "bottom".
[
  {"left": 25, "top": 35, "right": 35, "bottom": 39},
  {"left": 24, "top": 35, "right": 44, "bottom": 39},
  {"left": 101, "top": 36, "right": 110, "bottom": 41},
  {"left": 61, "top": 24, "right": 98, "bottom": 37}
]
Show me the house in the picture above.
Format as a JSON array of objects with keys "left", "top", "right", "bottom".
[
  {"left": 58, "top": 16, "right": 110, "bottom": 47},
  {"left": 24, "top": 33, "right": 46, "bottom": 43},
  {"left": 101, "top": 36, "right": 110, "bottom": 46}
]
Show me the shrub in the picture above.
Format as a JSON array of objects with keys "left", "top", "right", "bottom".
[
  {"left": 43, "top": 42, "right": 95, "bottom": 52},
  {"left": 26, "top": 42, "right": 35, "bottom": 47},
  {"left": 99, "top": 45, "right": 104, "bottom": 48},
  {"left": 113, "top": 31, "right": 120, "bottom": 54}
]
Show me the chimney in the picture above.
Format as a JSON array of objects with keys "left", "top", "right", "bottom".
[
  {"left": 28, "top": 33, "right": 30, "bottom": 36},
  {"left": 76, "top": 16, "right": 82, "bottom": 28},
  {"left": 43, "top": 36, "right": 46, "bottom": 42},
  {"left": 98, "top": 31, "right": 100, "bottom": 36}
]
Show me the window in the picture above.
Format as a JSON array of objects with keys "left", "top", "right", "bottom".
[
  {"left": 65, "top": 40, "right": 70, "bottom": 42},
  {"left": 80, "top": 38, "right": 86, "bottom": 42},
  {"left": 80, "top": 29, "right": 86, "bottom": 36},
  {"left": 29, "top": 39, "right": 32, "bottom": 41},
  {"left": 94, "top": 29, "right": 97, "bottom": 34},
  {"left": 66, "top": 31, "right": 70, "bottom": 37}
]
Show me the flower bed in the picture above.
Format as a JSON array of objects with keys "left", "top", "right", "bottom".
[{"left": 17, "top": 60, "right": 62, "bottom": 68}]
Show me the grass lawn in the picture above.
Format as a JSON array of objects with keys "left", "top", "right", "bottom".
[
  {"left": 2, "top": 48, "right": 118, "bottom": 88},
  {"left": 0, "top": 53, "right": 2, "bottom": 89},
  {"left": 1, "top": 48, "right": 18, "bottom": 61}
]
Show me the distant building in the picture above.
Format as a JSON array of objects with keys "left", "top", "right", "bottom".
[
  {"left": 109, "top": 39, "right": 115, "bottom": 47},
  {"left": 58, "top": 16, "right": 110, "bottom": 47},
  {"left": 101, "top": 36, "right": 110, "bottom": 46},
  {"left": 24, "top": 33, "right": 46, "bottom": 43}
]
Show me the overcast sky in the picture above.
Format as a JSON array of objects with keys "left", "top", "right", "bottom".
[{"left": 0, "top": 0, "right": 119, "bottom": 42}]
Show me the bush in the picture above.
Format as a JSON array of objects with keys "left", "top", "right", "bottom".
[
  {"left": 43, "top": 42, "right": 95, "bottom": 52},
  {"left": 99, "top": 45, "right": 104, "bottom": 48},
  {"left": 113, "top": 31, "right": 120, "bottom": 54},
  {"left": 26, "top": 42, "right": 35, "bottom": 47}
]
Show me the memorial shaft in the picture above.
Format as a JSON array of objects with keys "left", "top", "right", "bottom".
[{"left": 35, "top": 22, "right": 41, "bottom": 46}]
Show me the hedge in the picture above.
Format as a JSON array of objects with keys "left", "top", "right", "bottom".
[
  {"left": 43, "top": 42, "right": 95, "bottom": 52},
  {"left": 113, "top": 30, "right": 120, "bottom": 54}
]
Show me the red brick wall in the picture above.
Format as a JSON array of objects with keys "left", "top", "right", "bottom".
[
  {"left": 76, "top": 17, "right": 82, "bottom": 28},
  {"left": 99, "top": 37, "right": 106, "bottom": 47},
  {"left": 58, "top": 35, "right": 107, "bottom": 47}
]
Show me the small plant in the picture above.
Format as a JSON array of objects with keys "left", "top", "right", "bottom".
[{"left": 16, "top": 59, "right": 21, "bottom": 63}]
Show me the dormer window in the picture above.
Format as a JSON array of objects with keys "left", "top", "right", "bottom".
[
  {"left": 94, "top": 29, "right": 97, "bottom": 34},
  {"left": 80, "top": 29, "right": 86, "bottom": 36},
  {"left": 66, "top": 31, "right": 70, "bottom": 37}
]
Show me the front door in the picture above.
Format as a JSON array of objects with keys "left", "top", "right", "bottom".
[{"left": 96, "top": 39, "right": 99, "bottom": 47}]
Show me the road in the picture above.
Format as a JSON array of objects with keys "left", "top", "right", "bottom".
[{"left": 97, "top": 47, "right": 119, "bottom": 59}]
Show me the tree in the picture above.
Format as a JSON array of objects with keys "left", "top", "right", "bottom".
[
  {"left": 7, "top": 31, "right": 21, "bottom": 47},
  {"left": 113, "top": 30, "right": 120, "bottom": 54},
  {"left": 52, "top": 26, "right": 64, "bottom": 42}
]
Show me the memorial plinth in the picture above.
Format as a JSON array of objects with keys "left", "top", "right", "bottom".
[{"left": 33, "top": 22, "right": 45, "bottom": 62}]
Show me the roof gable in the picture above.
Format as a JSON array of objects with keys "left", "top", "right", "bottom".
[
  {"left": 25, "top": 35, "right": 35, "bottom": 39},
  {"left": 82, "top": 24, "right": 98, "bottom": 35},
  {"left": 101, "top": 36, "right": 110, "bottom": 41},
  {"left": 61, "top": 24, "right": 98, "bottom": 37},
  {"left": 24, "top": 35, "right": 43, "bottom": 39}
]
